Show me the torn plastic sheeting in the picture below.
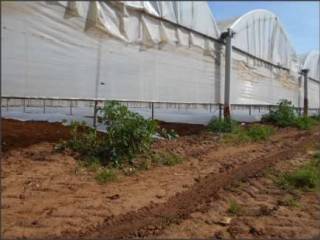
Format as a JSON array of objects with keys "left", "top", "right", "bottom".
[{"left": 85, "top": 2, "right": 126, "bottom": 42}]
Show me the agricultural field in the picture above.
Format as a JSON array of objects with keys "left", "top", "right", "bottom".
[{"left": 1, "top": 101, "right": 320, "bottom": 239}]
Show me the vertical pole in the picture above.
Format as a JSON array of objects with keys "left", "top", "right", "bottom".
[
  {"left": 151, "top": 102, "right": 154, "bottom": 120},
  {"left": 70, "top": 101, "right": 73, "bottom": 115},
  {"left": 23, "top": 99, "right": 26, "bottom": 113},
  {"left": 43, "top": 100, "right": 46, "bottom": 113},
  {"left": 93, "top": 100, "right": 97, "bottom": 128},
  {"left": 219, "top": 104, "right": 222, "bottom": 120},
  {"left": 224, "top": 28, "right": 235, "bottom": 121},
  {"left": 301, "top": 69, "right": 309, "bottom": 117}
]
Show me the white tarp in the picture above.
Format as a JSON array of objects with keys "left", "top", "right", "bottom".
[
  {"left": 2, "top": 1, "right": 319, "bottom": 113},
  {"left": 218, "top": 9, "right": 299, "bottom": 71}
]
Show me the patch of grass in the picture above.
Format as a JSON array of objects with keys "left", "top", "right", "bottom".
[
  {"left": 224, "top": 125, "right": 274, "bottom": 143},
  {"left": 245, "top": 125, "right": 274, "bottom": 141},
  {"left": 95, "top": 168, "right": 117, "bottom": 184},
  {"left": 227, "top": 200, "right": 241, "bottom": 215},
  {"left": 275, "top": 157, "right": 320, "bottom": 191},
  {"left": 208, "top": 119, "right": 239, "bottom": 133},
  {"left": 294, "top": 116, "right": 317, "bottom": 130},
  {"left": 151, "top": 151, "right": 184, "bottom": 166}
]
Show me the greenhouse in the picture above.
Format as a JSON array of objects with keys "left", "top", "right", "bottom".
[{"left": 2, "top": 1, "right": 320, "bottom": 123}]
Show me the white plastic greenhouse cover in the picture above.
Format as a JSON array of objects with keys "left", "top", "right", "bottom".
[
  {"left": 302, "top": 50, "right": 320, "bottom": 81},
  {"left": 2, "top": 1, "right": 223, "bottom": 104},
  {"left": 218, "top": 9, "right": 299, "bottom": 71},
  {"left": 1, "top": 1, "right": 319, "bottom": 111}
]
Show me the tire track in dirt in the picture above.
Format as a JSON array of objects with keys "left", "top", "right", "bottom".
[{"left": 76, "top": 131, "right": 319, "bottom": 239}]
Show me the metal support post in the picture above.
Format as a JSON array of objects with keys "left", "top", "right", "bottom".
[
  {"left": 69, "top": 101, "right": 73, "bottom": 115},
  {"left": 43, "top": 100, "right": 46, "bottom": 113},
  {"left": 93, "top": 100, "right": 98, "bottom": 128},
  {"left": 301, "top": 69, "right": 309, "bottom": 117},
  {"left": 222, "top": 28, "right": 235, "bottom": 121},
  {"left": 23, "top": 99, "right": 26, "bottom": 112},
  {"left": 151, "top": 102, "right": 154, "bottom": 120}
]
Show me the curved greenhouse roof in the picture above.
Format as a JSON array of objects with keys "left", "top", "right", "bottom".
[
  {"left": 302, "top": 50, "right": 320, "bottom": 81},
  {"left": 218, "top": 9, "right": 298, "bottom": 69}
]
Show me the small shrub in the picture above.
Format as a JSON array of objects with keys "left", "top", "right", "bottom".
[
  {"left": 276, "top": 159, "right": 320, "bottom": 191},
  {"left": 59, "top": 101, "right": 158, "bottom": 167},
  {"left": 95, "top": 168, "right": 117, "bottom": 184},
  {"left": 294, "top": 116, "right": 316, "bottom": 130},
  {"left": 228, "top": 200, "right": 241, "bottom": 215},
  {"left": 245, "top": 125, "right": 274, "bottom": 141},
  {"left": 208, "top": 119, "right": 239, "bottom": 133},
  {"left": 262, "top": 100, "right": 297, "bottom": 127}
]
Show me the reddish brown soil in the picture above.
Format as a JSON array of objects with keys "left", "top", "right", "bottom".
[
  {"left": 1, "top": 119, "right": 320, "bottom": 239},
  {"left": 1, "top": 119, "right": 204, "bottom": 153},
  {"left": 1, "top": 119, "right": 71, "bottom": 152},
  {"left": 157, "top": 121, "right": 206, "bottom": 136},
  {"left": 161, "top": 152, "right": 320, "bottom": 239}
]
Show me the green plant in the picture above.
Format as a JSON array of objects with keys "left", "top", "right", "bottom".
[
  {"left": 276, "top": 159, "right": 320, "bottom": 191},
  {"left": 294, "top": 116, "right": 317, "bottom": 130},
  {"left": 245, "top": 125, "right": 274, "bottom": 141},
  {"left": 208, "top": 119, "right": 239, "bottom": 133},
  {"left": 95, "top": 168, "right": 117, "bottom": 184},
  {"left": 159, "top": 128, "right": 179, "bottom": 140},
  {"left": 59, "top": 101, "right": 158, "bottom": 167},
  {"left": 151, "top": 151, "right": 183, "bottom": 166},
  {"left": 228, "top": 200, "right": 241, "bottom": 215},
  {"left": 224, "top": 125, "right": 274, "bottom": 143},
  {"left": 262, "top": 100, "right": 297, "bottom": 127},
  {"left": 100, "top": 101, "right": 158, "bottom": 165}
]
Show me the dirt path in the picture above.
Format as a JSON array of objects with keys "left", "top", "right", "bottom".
[
  {"left": 86, "top": 130, "right": 319, "bottom": 239},
  {"left": 2, "top": 119, "right": 320, "bottom": 239},
  {"left": 161, "top": 152, "right": 320, "bottom": 239}
]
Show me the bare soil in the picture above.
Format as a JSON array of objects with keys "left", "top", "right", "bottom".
[{"left": 1, "top": 119, "right": 320, "bottom": 239}]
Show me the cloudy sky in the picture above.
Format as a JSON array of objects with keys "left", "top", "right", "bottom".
[{"left": 208, "top": 1, "right": 319, "bottom": 55}]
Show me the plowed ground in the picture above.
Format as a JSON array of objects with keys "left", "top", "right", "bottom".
[{"left": 1, "top": 119, "right": 320, "bottom": 239}]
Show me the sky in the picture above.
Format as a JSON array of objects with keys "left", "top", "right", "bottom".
[{"left": 208, "top": 1, "right": 320, "bottom": 55}]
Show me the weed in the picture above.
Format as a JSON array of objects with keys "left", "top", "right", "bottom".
[
  {"left": 228, "top": 200, "right": 241, "bottom": 215},
  {"left": 275, "top": 158, "right": 320, "bottom": 191},
  {"left": 245, "top": 125, "right": 274, "bottom": 141},
  {"left": 262, "top": 99, "right": 297, "bottom": 127},
  {"left": 151, "top": 151, "right": 183, "bottom": 166},
  {"left": 208, "top": 119, "right": 239, "bottom": 133},
  {"left": 294, "top": 116, "right": 317, "bottom": 130},
  {"left": 224, "top": 125, "right": 274, "bottom": 143},
  {"left": 159, "top": 128, "right": 179, "bottom": 140},
  {"left": 95, "top": 168, "right": 117, "bottom": 184}
]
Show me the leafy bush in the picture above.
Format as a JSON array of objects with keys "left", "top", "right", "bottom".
[
  {"left": 100, "top": 101, "right": 158, "bottom": 165},
  {"left": 208, "top": 119, "right": 239, "bottom": 133},
  {"left": 262, "top": 100, "right": 297, "bottom": 127},
  {"left": 95, "top": 168, "right": 117, "bottom": 184},
  {"left": 60, "top": 101, "right": 158, "bottom": 166},
  {"left": 294, "top": 116, "right": 317, "bottom": 130}
]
